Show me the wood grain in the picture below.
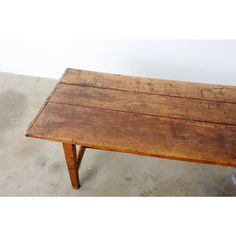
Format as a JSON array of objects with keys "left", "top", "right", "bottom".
[
  {"left": 26, "top": 68, "right": 236, "bottom": 169},
  {"left": 50, "top": 83, "right": 236, "bottom": 125},
  {"left": 62, "top": 143, "right": 80, "bottom": 189},
  {"left": 62, "top": 68, "right": 236, "bottom": 103},
  {"left": 28, "top": 102, "right": 236, "bottom": 167},
  {"left": 77, "top": 146, "right": 86, "bottom": 169}
]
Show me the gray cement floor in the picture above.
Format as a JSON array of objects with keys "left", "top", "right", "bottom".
[{"left": 0, "top": 72, "right": 236, "bottom": 196}]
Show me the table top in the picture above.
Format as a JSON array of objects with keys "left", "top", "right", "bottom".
[{"left": 26, "top": 68, "right": 236, "bottom": 167}]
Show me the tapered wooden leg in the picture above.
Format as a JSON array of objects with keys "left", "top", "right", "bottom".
[
  {"left": 77, "top": 146, "right": 86, "bottom": 169},
  {"left": 63, "top": 143, "right": 80, "bottom": 189},
  {"left": 62, "top": 143, "right": 86, "bottom": 189}
]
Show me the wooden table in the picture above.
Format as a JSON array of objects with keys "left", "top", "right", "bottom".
[{"left": 26, "top": 68, "right": 236, "bottom": 189}]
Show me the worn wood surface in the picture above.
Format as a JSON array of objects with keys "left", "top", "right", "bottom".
[
  {"left": 63, "top": 68, "right": 236, "bottom": 103},
  {"left": 51, "top": 83, "right": 236, "bottom": 125},
  {"left": 77, "top": 146, "right": 86, "bottom": 169},
  {"left": 26, "top": 68, "right": 236, "bottom": 167},
  {"left": 62, "top": 143, "right": 80, "bottom": 189},
  {"left": 62, "top": 144, "right": 86, "bottom": 188}
]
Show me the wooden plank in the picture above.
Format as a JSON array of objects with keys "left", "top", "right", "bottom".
[
  {"left": 25, "top": 68, "right": 70, "bottom": 135},
  {"left": 50, "top": 83, "right": 236, "bottom": 126},
  {"left": 26, "top": 103, "right": 236, "bottom": 167},
  {"left": 61, "top": 68, "right": 236, "bottom": 103}
]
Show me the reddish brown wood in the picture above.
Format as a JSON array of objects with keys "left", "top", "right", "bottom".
[
  {"left": 26, "top": 68, "right": 236, "bottom": 189},
  {"left": 28, "top": 102, "right": 236, "bottom": 167},
  {"left": 50, "top": 83, "right": 236, "bottom": 125},
  {"left": 77, "top": 146, "right": 86, "bottom": 169},
  {"left": 62, "top": 68, "right": 236, "bottom": 103},
  {"left": 62, "top": 143, "right": 80, "bottom": 189}
]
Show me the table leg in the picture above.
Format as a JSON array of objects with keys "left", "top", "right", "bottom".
[
  {"left": 63, "top": 143, "right": 80, "bottom": 189},
  {"left": 77, "top": 146, "right": 86, "bottom": 169}
]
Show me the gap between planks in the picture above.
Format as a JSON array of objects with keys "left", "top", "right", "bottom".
[
  {"left": 48, "top": 101, "right": 236, "bottom": 127},
  {"left": 60, "top": 81, "right": 236, "bottom": 105}
]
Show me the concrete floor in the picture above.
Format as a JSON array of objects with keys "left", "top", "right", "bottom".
[{"left": 0, "top": 72, "right": 236, "bottom": 196}]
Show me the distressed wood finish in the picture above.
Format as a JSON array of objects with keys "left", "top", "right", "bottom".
[
  {"left": 62, "top": 143, "right": 80, "bottom": 189},
  {"left": 77, "top": 146, "right": 86, "bottom": 169},
  {"left": 51, "top": 83, "right": 236, "bottom": 125},
  {"left": 62, "top": 68, "right": 236, "bottom": 103},
  {"left": 62, "top": 143, "right": 86, "bottom": 189},
  {"left": 26, "top": 68, "right": 236, "bottom": 189},
  {"left": 28, "top": 102, "right": 236, "bottom": 166}
]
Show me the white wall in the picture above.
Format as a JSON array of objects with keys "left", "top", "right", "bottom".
[{"left": 0, "top": 40, "right": 236, "bottom": 85}]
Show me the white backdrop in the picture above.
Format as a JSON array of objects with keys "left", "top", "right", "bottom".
[{"left": 0, "top": 40, "right": 235, "bottom": 85}]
